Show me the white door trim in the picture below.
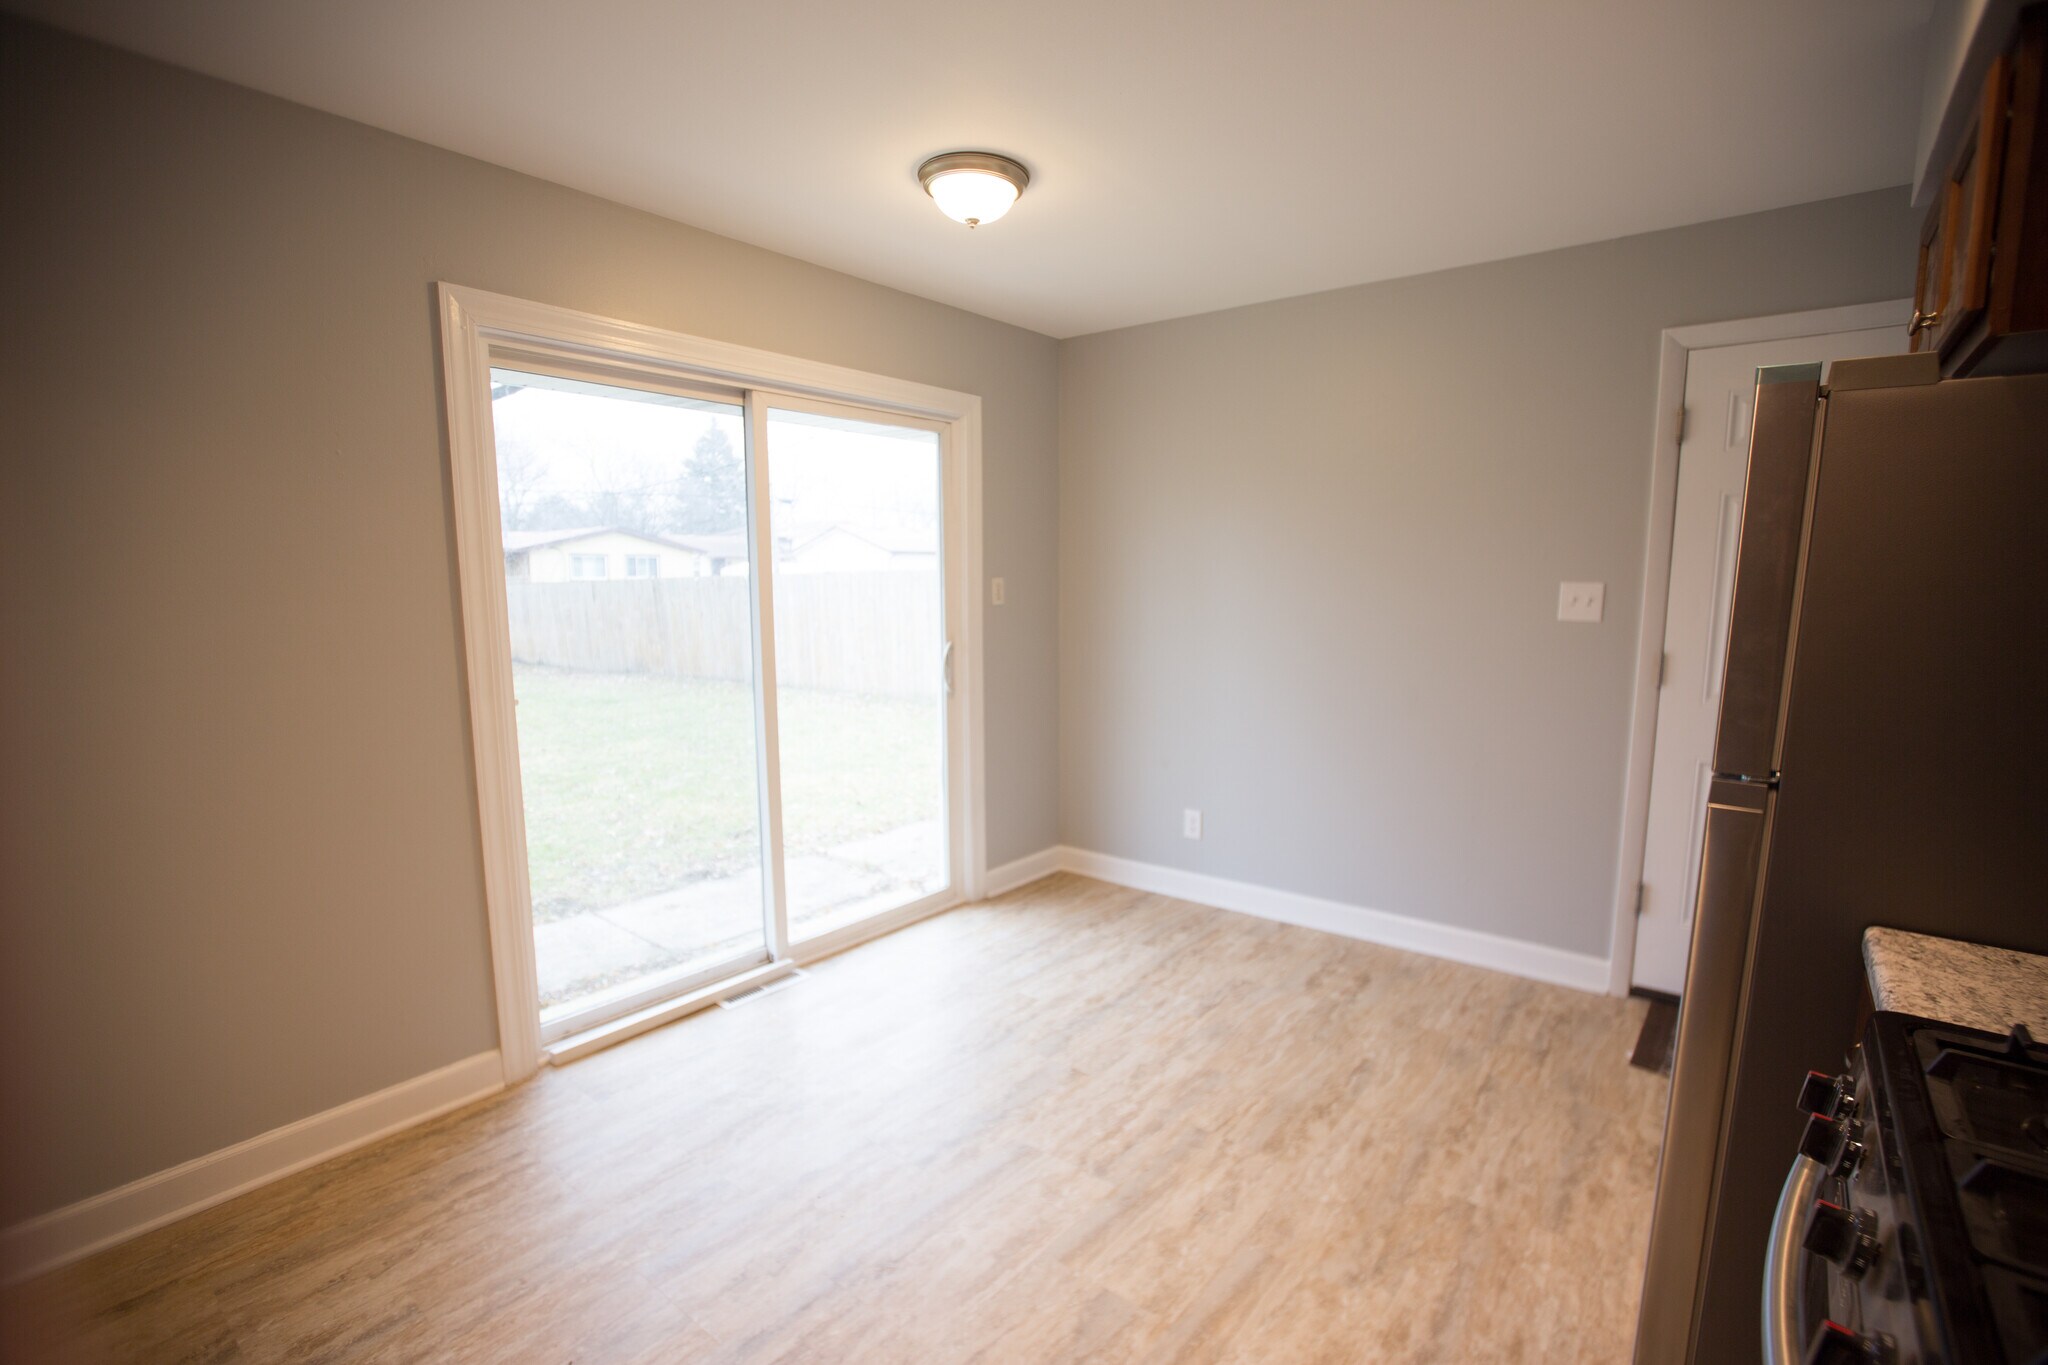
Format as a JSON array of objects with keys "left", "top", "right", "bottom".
[
  {"left": 436, "top": 284, "right": 988, "bottom": 1081},
  {"left": 1604, "top": 299, "right": 1911, "bottom": 997}
]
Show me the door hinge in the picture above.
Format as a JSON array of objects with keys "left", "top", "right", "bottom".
[
  {"left": 1658, "top": 651, "right": 1669, "bottom": 688},
  {"left": 1674, "top": 405, "right": 1688, "bottom": 446},
  {"left": 1635, "top": 882, "right": 1647, "bottom": 917}
]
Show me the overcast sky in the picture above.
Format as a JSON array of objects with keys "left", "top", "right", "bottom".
[{"left": 490, "top": 370, "right": 939, "bottom": 541}]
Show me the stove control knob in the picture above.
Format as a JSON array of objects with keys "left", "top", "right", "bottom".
[
  {"left": 1798, "top": 1112, "right": 1847, "bottom": 1168},
  {"left": 1797, "top": 1070, "right": 1849, "bottom": 1119},
  {"left": 1802, "top": 1200, "right": 1880, "bottom": 1279},
  {"left": 1803, "top": 1320, "right": 1876, "bottom": 1364},
  {"left": 1803, "top": 1200, "right": 1856, "bottom": 1258}
]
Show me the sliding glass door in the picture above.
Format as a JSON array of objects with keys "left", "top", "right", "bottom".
[
  {"left": 764, "top": 401, "right": 949, "bottom": 943},
  {"left": 489, "top": 369, "right": 770, "bottom": 1036},
  {"left": 483, "top": 364, "right": 955, "bottom": 1040}
]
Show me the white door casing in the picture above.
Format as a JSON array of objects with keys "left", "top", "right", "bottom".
[{"left": 1627, "top": 323, "right": 1905, "bottom": 995}]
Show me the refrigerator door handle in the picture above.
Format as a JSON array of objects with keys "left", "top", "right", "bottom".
[
  {"left": 1714, "top": 364, "right": 1823, "bottom": 781},
  {"left": 1762, "top": 1152, "right": 1823, "bottom": 1365}
]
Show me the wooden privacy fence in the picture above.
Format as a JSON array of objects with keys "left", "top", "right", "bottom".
[{"left": 505, "top": 572, "right": 942, "bottom": 697}]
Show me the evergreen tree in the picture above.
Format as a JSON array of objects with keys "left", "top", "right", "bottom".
[{"left": 670, "top": 427, "right": 747, "bottom": 533}]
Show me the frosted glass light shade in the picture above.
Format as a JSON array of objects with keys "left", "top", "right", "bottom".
[
  {"left": 918, "top": 152, "right": 1030, "bottom": 228},
  {"left": 928, "top": 170, "right": 1019, "bottom": 226}
]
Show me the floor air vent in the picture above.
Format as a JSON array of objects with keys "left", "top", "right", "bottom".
[{"left": 717, "top": 969, "right": 808, "bottom": 1009}]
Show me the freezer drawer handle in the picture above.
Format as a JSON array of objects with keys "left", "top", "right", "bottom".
[{"left": 1762, "top": 1152, "right": 1824, "bottom": 1365}]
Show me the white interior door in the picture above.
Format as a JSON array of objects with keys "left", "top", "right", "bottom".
[{"left": 1630, "top": 326, "right": 1903, "bottom": 995}]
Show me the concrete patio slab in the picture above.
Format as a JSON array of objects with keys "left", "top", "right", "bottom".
[
  {"left": 536, "top": 831, "right": 947, "bottom": 1008},
  {"left": 601, "top": 869, "right": 765, "bottom": 956},
  {"left": 533, "top": 915, "right": 674, "bottom": 1002},
  {"left": 827, "top": 818, "right": 943, "bottom": 884}
]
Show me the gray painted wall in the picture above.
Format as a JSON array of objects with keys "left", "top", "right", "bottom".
[
  {"left": 1058, "top": 189, "right": 1917, "bottom": 958},
  {"left": 0, "top": 20, "right": 1059, "bottom": 1224}
]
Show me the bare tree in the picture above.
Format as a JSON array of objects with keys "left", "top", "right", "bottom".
[{"left": 496, "top": 438, "right": 546, "bottom": 531}]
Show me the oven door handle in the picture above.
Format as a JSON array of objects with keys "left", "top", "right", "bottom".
[{"left": 1762, "top": 1152, "right": 1823, "bottom": 1365}]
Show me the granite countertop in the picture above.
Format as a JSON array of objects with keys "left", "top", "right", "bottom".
[{"left": 1863, "top": 927, "right": 2048, "bottom": 1036}]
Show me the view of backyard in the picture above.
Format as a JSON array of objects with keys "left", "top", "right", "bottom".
[
  {"left": 518, "top": 663, "right": 944, "bottom": 1012},
  {"left": 490, "top": 370, "right": 948, "bottom": 1019}
]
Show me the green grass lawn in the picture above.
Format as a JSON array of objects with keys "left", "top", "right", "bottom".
[{"left": 512, "top": 664, "right": 942, "bottom": 922}]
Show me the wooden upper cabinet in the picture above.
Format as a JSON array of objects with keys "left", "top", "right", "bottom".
[
  {"left": 1937, "top": 7, "right": 2048, "bottom": 375},
  {"left": 1915, "top": 55, "right": 2008, "bottom": 354}
]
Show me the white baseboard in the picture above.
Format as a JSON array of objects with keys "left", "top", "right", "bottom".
[
  {"left": 2, "top": 1049, "right": 504, "bottom": 1284},
  {"left": 1055, "top": 846, "right": 1612, "bottom": 994},
  {"left": 982, "top": 846, "right": 1064, "bottom": 897}
]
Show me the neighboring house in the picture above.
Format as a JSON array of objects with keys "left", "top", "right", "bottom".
[
  {"left": 502, "top": 527, "right": 712, "bottom": 581},
  {"left": 503, "top": 524, "right": 936, "bottom": 581},
  {"left": 667, "top": 532, "right": 752, "bottom": 577},
  {"left": 775, "top": 523, "right": 935, "bottom": 574}
]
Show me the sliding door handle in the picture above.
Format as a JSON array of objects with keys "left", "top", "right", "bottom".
[{"left": 942, "top": 640, "right": 954, "bottom": 696}]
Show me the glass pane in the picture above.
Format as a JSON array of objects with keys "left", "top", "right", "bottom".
[
  {"left": 766, "top": 406, "right": 947, "bottom": 941},
  {"left": 490, "top": 368, "right": 767, "bottom": 1027}
]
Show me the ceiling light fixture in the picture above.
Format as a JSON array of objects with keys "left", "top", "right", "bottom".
[{"left": 918, "top": 151, "right": 1030, "bottom": 228}]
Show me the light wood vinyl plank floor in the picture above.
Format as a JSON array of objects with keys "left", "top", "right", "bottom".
[{"left": 3, "top": 873, "right": 1669, "bottom": 1363}]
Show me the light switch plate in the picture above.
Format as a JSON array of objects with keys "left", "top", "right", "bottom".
[
  {"left": 991, "top": 577, "right": 1006, "bottom": 605},
  {"left": 1557, "top": 581, "right": 1605, "bottom": 623}
]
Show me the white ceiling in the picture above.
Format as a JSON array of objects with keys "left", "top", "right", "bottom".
[{"left": 13, "top": 0, "right": 1934, "bottom": 338}]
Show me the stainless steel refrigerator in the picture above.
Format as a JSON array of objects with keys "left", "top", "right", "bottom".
[{"left": 1631, "top": 355, "right": 2048, "bottom": 1364}]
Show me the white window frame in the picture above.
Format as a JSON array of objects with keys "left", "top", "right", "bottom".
[
  {"left": 438, "top": 283, "right": 988, "bottom": 1082},
  {"left": 570, "top": 552, "right": 609, "bottom": 579},
  {"left": 624, "top": 553, "right": 658, "bottom": 578}
]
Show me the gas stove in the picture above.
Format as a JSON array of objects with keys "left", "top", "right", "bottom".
[{"left": 1778, "top": 1013, "right": 2048, "bottom": 1364}]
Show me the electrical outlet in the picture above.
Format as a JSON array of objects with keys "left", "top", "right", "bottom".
[
  {"left": 1183, "top": 809, "right": 1202, "bottom": 840},
  {"left": 991, "top": 577, "right": 1006, "bottom": 606},
  {"left": 1557, "top": 581, "right": 1605, "bottom": 623}
]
